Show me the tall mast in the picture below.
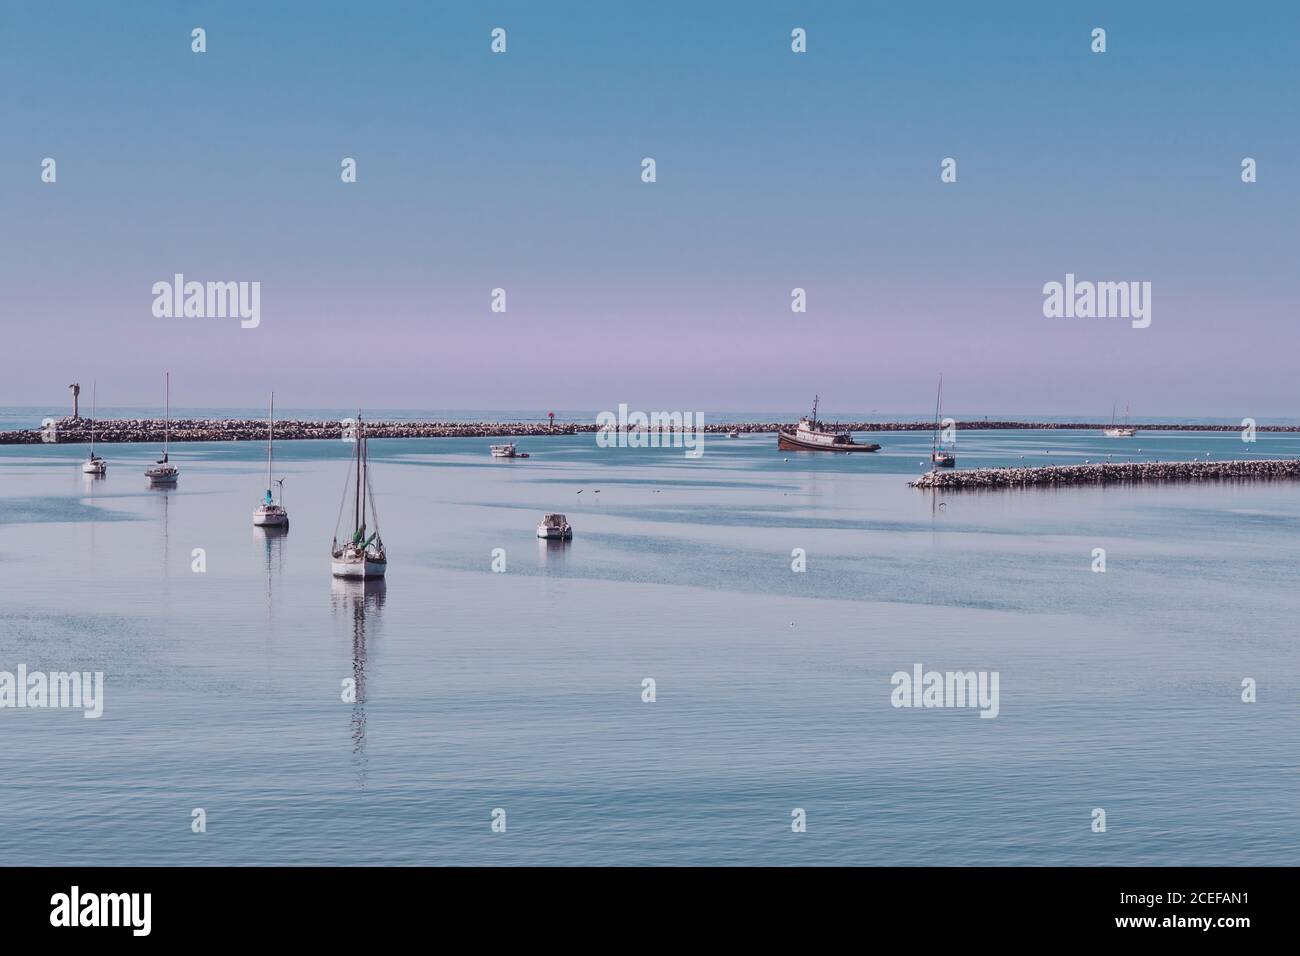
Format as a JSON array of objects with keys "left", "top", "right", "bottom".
[
  {"left": 89, "top": 380, "right": 96, "bottom": 454},
  {"left": 353, "top": 413, "right": 362, "bottom": 534},
  {"left": 360, "top": 428, "right": 368, "bottom": 531},
  {"left": 267, "top": 392, "right": 274, "bottom": 494},
  {"left": 164, "top": 371, "right": 170, "bottom": 456},
  {"left": 1124, "top": 403, "right": 1129, "bottom": 428},
  {"left": 932, "top": 374, "right": 942, "bottom": 459},
  {"left": 811, "top": 395, "right": 819, "bottom": 423}
]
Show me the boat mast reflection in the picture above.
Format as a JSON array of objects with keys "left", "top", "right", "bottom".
[{"left": 330, "top": 577, "right": 386, "bottom": 784}]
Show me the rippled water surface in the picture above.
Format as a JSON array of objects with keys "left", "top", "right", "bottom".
[{"left": 2, "top": 427, "right": 1297, "bottom": 864}]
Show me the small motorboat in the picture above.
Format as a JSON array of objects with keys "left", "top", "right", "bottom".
[
  {"left": 727, "top": 429, "right": 739, "bottom": 438},
  {"left": 490, "top": 443, "right": 529, "bottom": 459},
  {"left": 536, "top": 513, "right": 572, "bottom": 540}
]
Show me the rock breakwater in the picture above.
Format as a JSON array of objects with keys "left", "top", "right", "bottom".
[
  {"left": 910, "top": 458, "right": 1300, "bottom": 490},
  {"left": 4, "top": 418, "right": 1298, "bottom": 445}
]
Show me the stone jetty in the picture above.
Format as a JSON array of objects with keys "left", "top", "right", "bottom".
[
  {"left": 3, "top": 417, "right": 1297, "bottom": 445},
  {"left": 910, "top": 458, "right": 1300, "bottom": 490}
]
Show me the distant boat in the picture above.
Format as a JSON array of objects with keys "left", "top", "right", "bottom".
[
  {"left": 536, "top": 513, "right": 572, "bottom": 540},
  {"left": 490, "top": 442, "right": 529, "bottom": 459},
  {"left": 331, "top": 414, "right": 387, "bottom": 579},
  {"left": 252, "top": 392, "right": 289, "bottom": 528},
  {"left": 144, "top": 372, "right": 179, "bottom": 485},
  {"left": 1103, "top": 402, "right": 1137, "bottom": 438},
  {"left": 81, "top": 380, "right": 107, "bottom": 475},
  {"left": 777, "top": 396, "right": 880, "bottom": 452},
  {"left": 930, "top": 375, "right": 955, "bottom": 468},
  {"left": 727, "top": 429, "right": 739, "bottom": 438}
]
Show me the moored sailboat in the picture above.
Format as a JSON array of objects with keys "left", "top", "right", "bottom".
[
  {"left": 930, "top": 375, "right": 955, "bottom": 468},
  {"left": 81, "top": 380, "right": 107, "bottom": 475},
  {"left": 253, "top": 392, "right": 289, "bottom": 528},
  {"left": 144, "top": 372, "right": 179, "bottom": 484},
  {"left": 331, "top": 414, "right": 387, "bottom": 579},
  {"left": 1102, "top": 402, "right": 1137, "bottom": 438}
]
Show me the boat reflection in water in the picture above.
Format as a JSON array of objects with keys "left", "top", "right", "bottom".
[
  {"left": 330, "top": 577, "right": 386, "bottom": 785},
  {"left": 255, "top": 524, "right": 288, "bottom": 608}
]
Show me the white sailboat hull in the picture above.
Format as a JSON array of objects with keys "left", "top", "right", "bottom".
[
  {"left": 331, "top": 557, "right": 388, "bottom": 578},
  {"left": 145, "top": 467, "right": 179, "bottom": 484},
  {"left": 82, "top": 460, "right": 107, "bottom": 475},
  {"left": 253, "top": 507, "right": 289, "bottom": 527}
]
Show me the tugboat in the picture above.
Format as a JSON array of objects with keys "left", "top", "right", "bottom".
[
  {"left": 331, "top": 414, "right": 387, "bottom": 579},
  {"left": 536, "top": 513, "right": 572, "bottom": 540},
  {"left": 777, "top": 396, "right": 880, "bottom": 452}
]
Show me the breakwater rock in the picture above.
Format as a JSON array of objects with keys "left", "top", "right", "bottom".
[
  {"left": 910, "top": 458, "right": 1300, "bottom": 490},
  {"left": 2, "top": 417, "right": 1298, "bottom": 445}
]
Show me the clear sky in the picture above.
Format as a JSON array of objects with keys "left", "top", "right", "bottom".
[{"left": 1, "top": 1, "right": 1296, "bottom": 416}]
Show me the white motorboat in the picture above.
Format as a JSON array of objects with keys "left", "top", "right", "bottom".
[
  {"left": 144, "top": 372, "right": 179, "bottom": 484},
  {"left": 490, "top": 443, "right": 529, "bottom": 459},
  {"left": 331, "top": 414, "right": 387, "bottom": 578},
  {"left": 536, "top": 513, "right": 572, "bottom": 540},
  {"left": 253, "top": 392, "right": 289, "bottom": 528}
]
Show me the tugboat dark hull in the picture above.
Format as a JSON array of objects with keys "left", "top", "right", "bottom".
[{"left": 778, "top": 431, "right": 881, "bottom": 452}]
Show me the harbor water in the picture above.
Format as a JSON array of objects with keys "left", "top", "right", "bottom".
[{"left": 1, "top": 425, "right": 1297, "bottom": 865}]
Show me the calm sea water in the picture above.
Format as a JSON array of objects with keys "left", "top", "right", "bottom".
[{"left": 2, "top": 424, "right": 1297, "bottom": 865}]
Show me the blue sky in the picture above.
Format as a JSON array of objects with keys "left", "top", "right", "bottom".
[{"left": 1, "top": 1, "right": 1296, "bottom": 415}]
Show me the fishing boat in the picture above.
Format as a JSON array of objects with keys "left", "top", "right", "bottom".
[
  {"left": 930, "top": 375, "right": 956, "bottom": 468},
  {"left": 81, "top": 380, "right": 107, "bottom": 475},
  {"left": 490, "top": 442, "right": 529, "bottom": 459},
  {"left": 331, "top": 414, "right": 387, "bottom": 579},
  {"left": 777, "top": 396, "right": 880, "bottom": 452},
  {"left": 1103, "top": 403, "right": 1137, "bottom": 438},
  {"left": 727, "top": 429, "right": 740, "bottom": 438},
  {"left": 536, "top": 513, "right": 572, "bottom": 540},
  {"left": 252, "top": 392, "right": 289, "bottom": 528},
  {"left": 144, "top": 372, "right": 179, "bottom": 485}
]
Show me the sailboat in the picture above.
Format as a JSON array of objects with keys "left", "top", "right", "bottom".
[
  {"left": 81, "top": 380, "right": 107, "bottom": 475},
  {"left": 144, "top": 372, "right": 180, "bottom": 484},
  {"left": 1102, "top": 402, "right": 1137, "bottom": 438},
  {"left": 930, "top": 375, "right": 955, "bottom": 468},
  {"left": 253, "top": 392, "right": 289, "bottom": 528},
  {"left": 331, "top": 413, "right": 387, "bottom": 579}
]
